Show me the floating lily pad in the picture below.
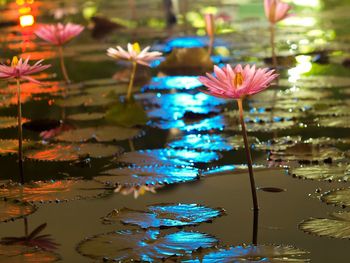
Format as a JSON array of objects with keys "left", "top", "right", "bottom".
[
  {"left": 102, "top": 203, "right": 225, "bottom": 228},
  {"left": 0, "top": 179, "right": 111, "bottom": 203},
  {"left": 0, "top": 200, "right": 36, "bottom": 223},
  {"left": 143, "top": 76, "right": 203, "bottom": 91},
  {"left": 25, "top": 143, "right": 123, "bottom": 161},
  {"left": 0, "top": 117, "right": 28, "bottom": 129},
  {"left": 321, "top": 188, "right": 350, "bottom": 208},
  {"left": 0, "top": 244, "right": 60, "bottom": 263},
  {"left": 202, "top": 164, "right": 266, "bottom": 177},
  {"left": 168, "top": 134, "right": 259, "bottom": 152},
  {"left": 96, "top": 166, "right": 199, "bottom": 186},
  {"left": 67, "top": 112, "right": 105, "bottom": 121},
  {"left": 316, "top": 116, "right": 350, "bottom": 128},
  {"left": 106, "top": 101, "right": 148, "bottom": 127},
  {"left": 255, "top": 136, "right": 302, "bottom": 151},
  {"left": 56, "top": 126, "right": 143, "bottom": 142},
  {"left": 303, "top": 137, "right": 350, "bottom": 146},
  {"left": 299, "top": 211, "right": 350, "bottom": 239},
  {"left": 0, "top": 140, "right": 36, "bottom": 156},
  {"left": 289, "top": 165, "right": 350, "bottom": 182},
  {"left": 115, "top": 149, "right": 221, "bottom": 167},
  {"left": 180, "top": 244, "right": 309, "bottom": 262},
  {"left": 77, "top": 229, "right": 218, "bottom": 262},
  {"left": 56, "top": 94, "right": 116, "bottom": 107},
  {"left": 280, "top": 76, "right": 350, "bottom": 88},
  {"left": 269, "top": 143, "right": 345, "bottom": 164}
]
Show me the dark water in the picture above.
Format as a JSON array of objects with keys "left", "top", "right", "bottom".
[{"left": 0, "top": 0, "right": 350, "bottom": 262}]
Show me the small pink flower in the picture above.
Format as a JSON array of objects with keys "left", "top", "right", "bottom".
[
  {"left": 35, "top": 23, "right": 84, "bottom": 46},
  {"left": 0, "top": 57, "right": 51, "bottom": 84},
  {"left": 198, "top": 64, "right": 278, "bottom": 99},
  {"left": 107, "top": 43, "right": 162, "bottom": 67},
  {"left": 264, "top": 0, "right": 292, "bottom": 24}
]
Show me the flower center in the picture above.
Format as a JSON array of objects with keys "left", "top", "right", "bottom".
[
  {"left": 11, "top": 56, "right": 19, "bottom": 67},
  {"left": 132, "top": 42, "right": 141, "bottom": 54},
  {"left": 233, "top": 72, "right": 244, "bottom": 87}
]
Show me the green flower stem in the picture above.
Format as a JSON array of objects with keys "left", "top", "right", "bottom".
[
  {"left": 237, "top": 99, "right": 259, "bottom": 212},
  {"left": 58, "top": 46, "right": 71, "bottom": 84},
  {"left": 126, "top": 61, "right": 137, "bottom": 102},
  {"left": 270, "top": 24, "right": 277, "bottom": 69},
  {"left": 16, "top": 79, "right": 24, "bottom": 184}
]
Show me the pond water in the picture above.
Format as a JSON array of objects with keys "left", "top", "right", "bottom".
[{"left": 0, "top": 0, "right": 350, "bottom": 262}]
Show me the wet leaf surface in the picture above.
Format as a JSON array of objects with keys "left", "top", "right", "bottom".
[
  {"left": 289, "top": 165, "right": 350, "bottom": 182},
  {"left": 180, "top": 244, "right": 310, "bottom": 262},
  {"left": 96, "top": 166, "right": 199, "bottom": 186},
  {"left": 67, "top": 112, "right": 105, "bottom": 121},
  {"left": 77, "top": 229, "right": 218, "bottom": 262},
  {"left": 0, "top": 244, "right": 60, "bottom": 263},
  {"left": 0, "top": 180, "right": 111, "bottom": 203},
  {"left": 0, "top": 140, "right": 36, "bottom": 156},
  {"left": 299, "top": 212, "right": 350, "bottom": 239},
  {"left": 56, "top": 126, "right": 143, "bottom": 142},
  {"left": 25, "top": 143, "right": 123, "bottom": 161},
  {"left": 321, "top": 188, "right": 350, "bottom": 208},
  {"left": 255, "top": 136, "right": 302, "bottom": 151},
  {"left": 0, "top": 200, "right": 36, "bottom": 223},
  {"left": 316, "top": 116, "right": 350, "bottom": 128},
  {"left": 115, "top": 149, "right": 221, "bottom": 167},
  {"left": 0, "top": 117, "right": 28, "bottom": 129},
  {"left": 102, "top": 203, "right": 225, "bottom": 228}
]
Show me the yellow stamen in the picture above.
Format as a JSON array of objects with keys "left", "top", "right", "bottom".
[
  {"left": 11, "top": 56, "right": 19, "bottom": 67},
  {"left": 132, "top": 42, "right": 141, "bottom": 54},
  {"left": 233, "top": 72, "right": 244, "bottom": 87}
]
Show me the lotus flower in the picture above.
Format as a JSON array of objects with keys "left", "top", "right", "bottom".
[
  {"left": 199, "top": 64, "right": 278, "bottom": 99},
  {"left": 107, "top": 43, "right": 162, "bottom": 67},
  {"left": 0, "top": 57, "right": 50, "bottom": 184},
  {"left": 199, "top": 64, "right": 278, "bottom": 212},
  {"left": 0, "top": 57, "right": 50, "bottom": 84},
  {"left": 264, "top": 0, "right": 292, "bottom": 24},
  {"left": 35, "top": 23, "right": 84, "bottom": 46}
]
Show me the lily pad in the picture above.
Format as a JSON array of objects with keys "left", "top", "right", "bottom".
[
  {"left": 0, "top": 117, "right": 28, "bottom": 129},
  {"left": 115, "top": 149, "right": 221, "bottom": 167},
  {"left": 106, "top": 101, "right": 148, "bottom": 127},
  {"left": 0, "top": 140, "right": 36, "bottom": 156},
  {"left": 289, "top": 165, "right": 350, "bottom": 182},
  {"left": 102, "top": 203, "right": 225, "bottom": 228},
  {"left": 56, "top": 126, "right": 143, "bottom": 142},
  {"left": 96, "top": 166, "right": 199, "bottom": 186},
  {"left": 77, "top": 229, "right": 218, "bottom": 262},
  {"left": 67, "top": 112, "right": 105, "bottom": 121},
  {"left": 0, "top": 200, "right": 36, "bottom": 223},
  {"left": 0, "top": 179, "right": 111, "bottom": 203},
  {"left": 280, "top": 76, "right": 350, "bottom": 88},
  {"left": 0, "top": 244, "right": 60, "bottom": 263},
  {"left": 316, "top": 116, "right": 350, "bottom": 128},
  {"left": 180, "top": 244, "right": 309, "bottom": 262},
  {"left": 255, "top": 136, "right": 302, "bottom": 151},
  {"left": 55, "top": 94, "right": 116, "bottom": 107},
  {"left": 168, "top": 134, "right": 259, "bottom": 152},
  {"left": 25, "top": 143, "right": 123, "bottom": 161},
  {"left": 321, "top": 188, "right": 350, "bottom": 208},
  {"left": 299, "top": 211, "right": 350, "bottom": 239},
  {"left": 202, "top": 165, "right": 266, "bottom": 177}
]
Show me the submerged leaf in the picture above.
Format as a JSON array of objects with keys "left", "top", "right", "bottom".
[
  {"left": 25, "top": 143, "right": 123, "bottom": 161},
  {"left": 289, "top": 165, "right": 350, "bottom": 182},
  {"left": 180, "top": 244, "right": 309, "bottom": 262},
  {"left": 0, "top": 180, "right": 111, "bottom": 203},
  {"left": 102, "top": 203, "right": 225, "bottom": 228},
  {"left": 299, "top": 212, "right": 350, "bottom": 239},
  {"left": 77, "top": 229, "right": 218, "bottom": 262},
  {"left": 0, "top": 200, "right": 36, "bottom": 223},
  {"left": 56, "top": 126, "right": 143, "bottom": 142},
  {"left": 115, "top": 149, "right": 221, "bottom": 167},
  {"left": 96, "top": 166, "right": 199, "bottom": 186},
  {"left": 321, "top": 188, "right": 350, "bottom": 208}
]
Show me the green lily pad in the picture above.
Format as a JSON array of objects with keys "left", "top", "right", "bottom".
[
  {"left": 0, "top": 117, "right": 28, "bottom": 129},
  {"left": 289, "top": 165, "right": 350, "bottom": 182},
  {"left": 316, "top": 116, "right": 350, "bottom": 128},
  {"left": 56, "top": 126, "right": 143, "bottom": 142},
  {"left": 77, "top": 229, "right": 218, "bottom": 262},
  {"left": 25, "top": 143, "right": 123, "bottom": 161},
  {"left": 106, "top": 101, "right": 148, "bottom": 127},
  {"left": 67, "top": 112, "right": 105, "bottom": 121},
  {"left": 299, "top": 211, "right": 350, "bottom": 239},
  {"left": 102, "top": 203, "right": 225, "bottom": 228},
  {"left": 321, "top": 188, "right": 350, "bottom": 208}
]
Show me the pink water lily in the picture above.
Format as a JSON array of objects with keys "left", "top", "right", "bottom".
[
  {"left": 35, "top": 23, "right": 84, "bottom": 46},
  {"left": 199, "top": 64, "right": 278, "bottom": 99},
  {"left": 0, "top": 57, "right": 51, "bottom": 83},
  {"left": 264, "top": 0, "right": 292, "bottom": 24},
  {"left": 107, "top": 43, "right": 162, "bottom": 67}
]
